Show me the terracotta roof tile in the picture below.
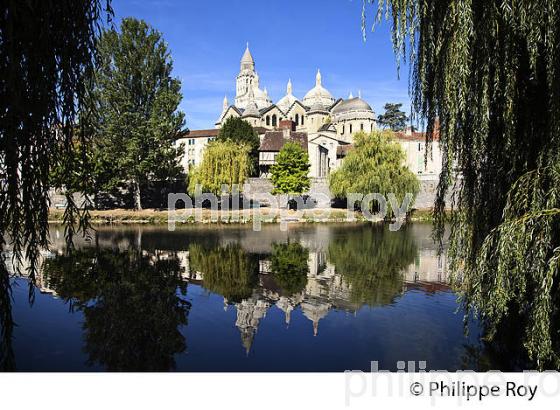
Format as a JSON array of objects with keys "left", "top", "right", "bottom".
[
  {"left": 177, "top": 125, "right": 268, "bottom": 140},
  {"left": 177, "top": 129, "right": 218, "bottom": 139},
  {"left": 259, "top": 131, "right": 308, "bottom": 152},
  {"left": 395, "top": 131, "right": 427, "bottom": 142}
]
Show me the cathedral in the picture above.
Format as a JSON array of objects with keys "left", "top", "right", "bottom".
[
  {"left": 177, "top": 45, "right": 442, "bottom": 181},
  {"left": 215, "top": 44, "right": 377, "bottom": 178}
]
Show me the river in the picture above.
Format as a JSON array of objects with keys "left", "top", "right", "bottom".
[{"left": 2, "top": 223, "right": 501, "bottom": 371}]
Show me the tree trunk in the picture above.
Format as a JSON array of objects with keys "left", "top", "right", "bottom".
[{"left": 133, "top": 179, "right": 142, "bottom": 211}]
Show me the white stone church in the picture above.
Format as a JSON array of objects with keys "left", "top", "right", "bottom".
[{"left": 177, "top": 45, "right": 442, "bottom": 180}]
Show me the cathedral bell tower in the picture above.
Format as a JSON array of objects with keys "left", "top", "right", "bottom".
[{"left": 235, "top": 43, "right": 258, "bottom": 110}]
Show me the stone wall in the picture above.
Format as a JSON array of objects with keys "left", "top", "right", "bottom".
[
  {"left": 307, "top": 178, "right": 332, "bottom": 208},
  {"left": 414, "top": 178, "right": 439, "bottom": 210},
  {"left": 49, "top": 179, "right": 187, "bottom": 210},
  {"left": 245, "top": 177, "right": 274, "bottom": 198},
  {"left": 245, "top": 176, "right": 451, "bottom": 210},
  {"left": 48, "top": 189, "right": 89, "bottom": 209},
  {"left": 244, "top": 177, "right": 332, "bottom": 208},
  {"left": 414, "top": 176, "right": 455, "bottom": 210}
]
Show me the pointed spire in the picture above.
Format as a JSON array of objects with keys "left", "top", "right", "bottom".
[
  {"left": 358, "top": 89, "right": 362, "bottom": 99},
  {"left": 240, "top": 329, "right": 255, "bottom": 356},
  {"left": 241, "top": 42, "right": 254, "bottom": 69},
  {"left": 287, "top": 78, "right": 293, "bottom": 95},
  {"left": 217, "top": 95, "right": 230, "bottom": 123},
  {"left": 348, "top": 91, "right": 354, "bottom": 99},
  {"left": 222, "top": 95, "right": 229, "bottom": 111},
  {"left": 316, "top": 69, "right": 322, "bottom": 86}
]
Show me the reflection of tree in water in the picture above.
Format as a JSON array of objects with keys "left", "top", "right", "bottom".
[
  {"left": 270, "top": 242, "right": 309, "bottom": 296},
  {"left": 328, "top": 225, "right": 418, "bottom": 306},
  {"left": 189, "top": 243, "right": 259, "bottom": 303},
  {"left": 42, "top": 248, "right": 191, "bottom": 371},
  {"left": 458, "top": 311, "right": 534, "bottom": 371}
]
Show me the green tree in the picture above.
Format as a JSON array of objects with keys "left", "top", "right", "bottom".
[
  {"left": 377, "top": 103, "right": 408, "bottom": 131},
  {"left": 328, "top": 225, "right": 417, "bottom": 307},
  {"left": 188, "top": 243, "right": 259, "bottom": 303},
  {"left": 217, "top": 117, "right": 260, "bottom": 174},
  {"left": 270, "top": 142, "right": 310, "bottom": 195},
  {"left": 41, "top": 248, "right": 191, "bottom": 371},
  {"left": 91, "top": 18, "right": 185, "bottom": 210},
  {"left": 362, "top": 1, "right": 560, "bottom": 367},
  {"left": 270, "top": 242, "right": 309, "bottom": 295},
  {"left": 329, "top": 131, "right": 419, "bottom": 214},
  {"left": 187, "top": 140, "right": 252, "bottom": 195}
]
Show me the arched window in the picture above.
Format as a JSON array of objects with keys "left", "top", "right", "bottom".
[
  {"left": 295, "top": 114, "right": 299, "bottom": 125},
  {"left": 272, "top": 114, "right": 277, "bottom": 127},
  {"left": 360, "top": 123, "right": 364, "bottom": 131},
  {"left": 341, "top": 125, "right": 345, "bottom": 134},
  {"left": 371, "top": 123, "right": 374, "bottom": 131},
  {"left": 349, "top": 124, "right": 353, "bottom": 134},
  {"left": 266, "top": 116, "right": 270, "bottom": 126}
]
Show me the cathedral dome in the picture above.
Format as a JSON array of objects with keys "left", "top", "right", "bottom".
[
  {"left": 303, "top": 69, "right": 335, "bottom": 108},
  {"left": 332, "top": 97, "right": 373, "bottom": 114},
  {"left": 276, "top": 79, "right": 298, "bottom": 113},
  {"left": 308, "top": 99, "right": 328, "bottom": 114},
  {"left": 331, "top": 97, "right": 375, "bottom": 121}
]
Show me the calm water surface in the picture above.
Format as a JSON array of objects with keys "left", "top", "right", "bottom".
[{"left": 4, "top": 223, "right": 494, "bottom": 371}]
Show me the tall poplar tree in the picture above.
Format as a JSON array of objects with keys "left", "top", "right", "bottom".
[{"left": 92, "top": 18, "right": 184, "bottom": 210}]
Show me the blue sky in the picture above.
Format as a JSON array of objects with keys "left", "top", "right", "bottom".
[{"left": 113, "top": 0, "right": 411, "bottom": 130}]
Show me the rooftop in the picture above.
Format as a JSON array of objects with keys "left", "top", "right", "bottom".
[
  {"left": 259, "top": 131, "right": 308, "bottom": 152},
  {"left": 178, "top": 126, "right": 268, "bottom": 139},
  {"left": 331, "top": 97, "right": 373, "bottom": 115}
]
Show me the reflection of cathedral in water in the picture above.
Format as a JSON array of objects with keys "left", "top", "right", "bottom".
[{"left": 182, "top": 246, "right": 448, "bottom": 354}]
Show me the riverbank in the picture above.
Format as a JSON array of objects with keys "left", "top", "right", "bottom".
[{"left": 48, "top": 208, "right": 436, "bottom": 224}]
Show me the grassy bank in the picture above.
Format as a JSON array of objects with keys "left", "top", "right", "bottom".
[
  {"left": 408, "top": 209, "right": 435, "bottom": 222},
  {"left": 48, "top": 207, "right": 440, "bottom": 225}
]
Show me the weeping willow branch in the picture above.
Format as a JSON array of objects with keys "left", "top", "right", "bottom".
[
  {"left": 0, "top": 2, "right": 112, "bottom": 369},
  {"left": 362, "top": 0, "right": 560, "bottom": 367},
  {"left": 0, "top": 1, "right": 112, "bottom": 279}
]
